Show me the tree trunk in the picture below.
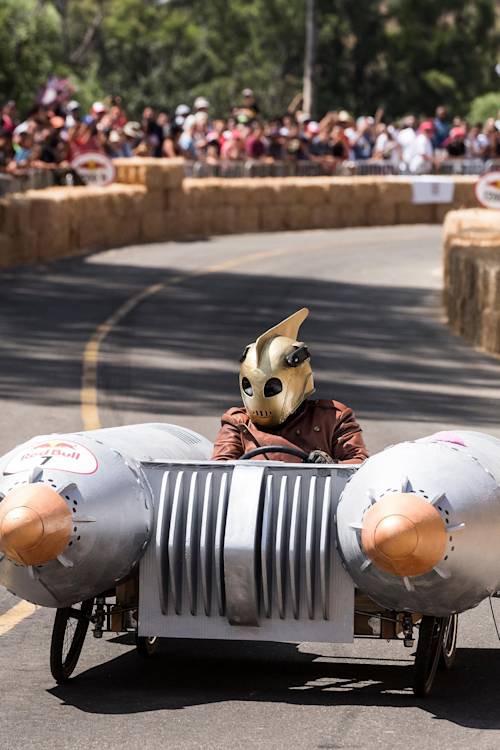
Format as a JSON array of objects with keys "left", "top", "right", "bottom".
[{"left": 303, "top": 0, "right": 317, "bottom": 118}]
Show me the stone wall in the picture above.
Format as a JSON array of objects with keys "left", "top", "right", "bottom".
[
  {"left": 0, "top": 157, "right": 479, "bottom": 269},
  {"left": 443, "top": 209, "right": 500, "bottom": 354}
]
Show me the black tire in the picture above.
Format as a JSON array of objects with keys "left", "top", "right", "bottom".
[
  {"left": 50, "top": 599, "right": 94, "bottom": 683},
  {"left": 439, "top": 613, "right": 458, "bottom": 670},
  {"left": 413, "top": 616, "right": 445, "bottom": 697},
  {"left": 136, "top": 635, "right": 159, "bottom": 658}
]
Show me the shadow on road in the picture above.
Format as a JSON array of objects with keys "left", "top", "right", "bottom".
[
  {"left": 1, "top": 255, "right": 500, "bottom": 426},
  {"left": 48, "top": 640, "right": 500, "bottom": 729}
]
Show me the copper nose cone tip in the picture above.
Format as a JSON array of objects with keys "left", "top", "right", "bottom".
[
  {"left": 0, "top": 484, "right": 72, "bottom": 566},
  {"left": 361, "top": 492, "right": 446, "bottom": 577}
]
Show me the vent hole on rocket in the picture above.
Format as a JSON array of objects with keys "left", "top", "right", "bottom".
[
  {"left": 73, "top": 527, "right": 77, "bottom": 533},
  {"left": 72, "top": 508, "right": 76, "bottom": 513},
  {"left": 444, "top": 555, "right": 448, "bottom": 561},
  {"left": 68, "top": 541, "right": 73, "bottom": 547},
  {"left": 445, "top": 510, "right": 450, "bottom": 516},
  {"left": 438, "top": 506, "right": 443, "bottom": 511},
  {"left": 65, "top": 496, "right": 70, "bottom": 500},
  {"left": 77, "top": 536, "right": 81, "bottom": 541},
  {"left": 451, "top": 546, "right": 455, "bottom": 551}
]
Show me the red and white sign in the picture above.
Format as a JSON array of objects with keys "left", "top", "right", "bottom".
[
  {"left": 475, "top": 171, "right": 500, "bottom": 210},
  {"left": 5, "top": 439, "right": 98, "bottom": 475},
  {"left": 71, "top": 151, "right": 115, "bottom": 187}
]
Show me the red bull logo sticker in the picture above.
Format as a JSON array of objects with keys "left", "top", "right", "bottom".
[
  {"left": 4, "top": 439, "right": 98, "bottom": 475},
  {"left": 475, "top": 171, "right": 500, "bottom": 210}
]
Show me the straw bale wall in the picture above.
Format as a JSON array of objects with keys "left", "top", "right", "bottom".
[
  {"left": 443, "top": 209, "right": 500, "bottom": 354},
  {"left": 0, "top": 158, "right": 480, "bottom": 269}
]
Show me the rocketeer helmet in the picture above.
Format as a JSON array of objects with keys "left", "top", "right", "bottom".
[{"left": 239, "top": 308, "right": 315, "bottom": 427}]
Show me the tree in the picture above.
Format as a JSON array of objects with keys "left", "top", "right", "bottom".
[{"left": 0, "top": 0, "right": 63, "bottom": 113}]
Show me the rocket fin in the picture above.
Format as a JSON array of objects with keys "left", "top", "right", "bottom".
[{"left": 255, "top": 308, "right": 309, "bottom": 359}]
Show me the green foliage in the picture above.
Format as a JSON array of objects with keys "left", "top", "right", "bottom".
[
  {"left": 468, "top": 92, "right": 500, "bottom": 124},
  {"left": 0, "top": 0, "right": 64, "bottom": 112},
  {"left": 3, "top": 0, "right": 500, "bottom": 119}
]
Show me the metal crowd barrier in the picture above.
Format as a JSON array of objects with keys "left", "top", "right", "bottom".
[
  {"left": 185, "top": 157, "right": 494, "bottom": 180},
  {"left": 0, "top": 168, "right": 86, "bottom": 196}
]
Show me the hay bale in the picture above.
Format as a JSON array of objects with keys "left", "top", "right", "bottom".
[
  {"left": 396, "top": 203, "right": 434, "bottom": 224},
  {"left": 211, "top": 206, "right": 236, "bottom": 235},
  {"left": 326, "top": 179, "right": 356, "bottom": 206},
  {"left": 141, "top": 211, "right": 166, "bottom": 243},
  {"left": 338, "top": 202, "right": 368, "bottom": 227},
  {"left": 309, "top": 204, "right": 341, "bottom": 229},
  {"left": 259, "top": 205, "right": 287, "bottom": 232},
  {"left": 366, "top": 200, "right": 397, "bottom": 226},
  {"left": 285, "top": 204, "right": 313, "bottom": 230},
  {"left": 376, "top": 179, "right": 412, "bottom": 204},
  {"left": 28, "top": 191, "right": 71, "bottom": 261},
  {"left": 144, "top": 189, "right": 163, "bottom": 213},
  {"left": 295, "top": 182, "right": 331, "bottom": 207},
  {"left": 480, "top": 308, "right": 500, "bottom": 353},
  {"left": 0, "top": 234, "right": 14, "bottom": 267},
  {"left": 160, "top": 159, "right": 185, "bottom": 188},
  {"left": 451, "top": 178, "right": 477, "bottom": 209},
  {"left": 234, "top": 206, "right": 259, "bottom": 233}
]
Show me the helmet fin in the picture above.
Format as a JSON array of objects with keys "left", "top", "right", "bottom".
[{"left": 254, "top": 308, "right": 309, "bottom": 360}]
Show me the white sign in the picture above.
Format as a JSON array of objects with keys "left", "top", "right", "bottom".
[
  {"left": 71, "top": 151, "right": 115, "bottom": 187},
  {"left": 5, "top": 439, "right": 98, "bottom": 475},
  {"left": 475, "top": 171, "right": 500, "bottom": 210},
  {"left": 411, "top": 177, "right": 455, "bottom": 204}
]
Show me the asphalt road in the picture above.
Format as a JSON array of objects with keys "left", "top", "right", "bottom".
[{"left": 2, "top": 225, "right": 500, "bottom": 750}]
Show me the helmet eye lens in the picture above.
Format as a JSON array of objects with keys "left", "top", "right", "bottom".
[
  {"left": 264, "top": 378, "right": 283, "bottom": 397},
  {"left": 241, "top": 377, "right": 253, "bottom": 396}
]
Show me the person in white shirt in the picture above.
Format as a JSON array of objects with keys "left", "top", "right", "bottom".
[
  {"left": 408, "top": 120, "right": 434, "bottom": 174},
  {"left": 397, "top": 115, "right": 417, "bottom": 169}
]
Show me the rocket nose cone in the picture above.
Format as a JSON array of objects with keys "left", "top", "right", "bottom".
[
  {"left": 361, "top": 492, "right": 446, "bottom": 577},
  {"left": 1, "top": 507, "right": 44, "bottom": 551},
  {"left": 0, "top": 484, "right": 72, "bottom": 566}
]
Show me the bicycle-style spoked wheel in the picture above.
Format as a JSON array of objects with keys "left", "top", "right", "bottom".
[
  {"left": 413, "top": 615, "right": 447, "bottom": 697},
  {"left": 50, "top": 598, "right": 95, "bottom": 683},
  {"left": 439, "top": 613, "right": 458, "bottom": 670},
  {"left": 136, "top": 635, "right": 160, "bottom": 658}
]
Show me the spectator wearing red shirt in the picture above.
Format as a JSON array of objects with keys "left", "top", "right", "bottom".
[{"left": 245, "top": 123, "right": 266, "bottom": 159}]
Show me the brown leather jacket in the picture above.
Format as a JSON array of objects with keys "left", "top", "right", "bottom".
[{"left": 211, "top": 399, "right": 368, "bottom": 464}]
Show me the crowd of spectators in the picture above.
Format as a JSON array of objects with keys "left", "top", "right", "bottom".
[{"left": 2, "top": 84, "right": 500, "bottom": 179}]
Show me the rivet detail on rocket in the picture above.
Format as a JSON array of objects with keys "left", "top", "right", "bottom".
[
  {"left": 361, "top": 491, "right": 447, "bottom": 577},
  {"left": 0, "top": 484, "right": 72, "bottom": 566}
]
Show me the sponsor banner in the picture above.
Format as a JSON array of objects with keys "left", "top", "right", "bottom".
[
  {"left": 4, "top": 439, "right": 98, "bottom": 475},
  {"left": 475, "top": 171, "right": 500, "bottom": 210},
  {"left": 71, "top": 151, "right": 115, "bottom": 187},
  {"left": 411, "top": 177, "right": 455, "bottom": 205}
]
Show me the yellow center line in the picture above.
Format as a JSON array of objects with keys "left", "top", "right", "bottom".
[
  {"left": 0, "top": 600, "right": 38, "bottom": 636},
  {"left": 80, "top": 246, "right": 290, "bottom": 431}
]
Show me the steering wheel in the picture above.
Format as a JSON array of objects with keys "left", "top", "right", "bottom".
[{"left": 240, "top": 445, "right": 310, "bottom": 461}]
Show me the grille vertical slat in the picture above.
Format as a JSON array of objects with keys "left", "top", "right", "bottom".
[
  {"left": 305, "top": 475, "right": 317, "bottom": 619},
  {"left": 185, "top": 473, "right": 199, "bottom": 615},
  {"left": 155, "top": 471, "right": 171, "bottom": 614},
  {"left": 168, "top": 471, "right": 185, "bottom": 614},
  {"left": 261, "top": 475, "right": 274, "bottom": 618},
  {"left": 214, "top": 472, "right": 229, "bottom": 616},
  {"left": 319, "top": 476, "right": 332, "bottom": 620},
  {"left": 275, "top": 475, "right": 288, "bottom": 619},
  {"left": 288, "top": 475, "right": 302, "bottom": 620},
  {"left": 200, "top": 472, "right": 214, "bottom": 616}
]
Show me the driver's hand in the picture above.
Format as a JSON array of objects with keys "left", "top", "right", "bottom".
[{"left": 307, "top": 449, "right": 334, "bottom": 464}]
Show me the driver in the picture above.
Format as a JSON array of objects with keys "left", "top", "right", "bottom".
[{"left": 211, "top": 308, "right": 368, "bottom": 464}]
